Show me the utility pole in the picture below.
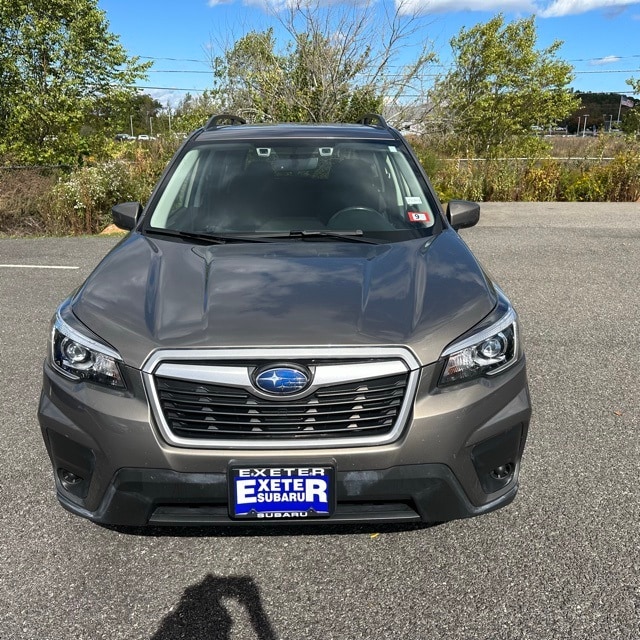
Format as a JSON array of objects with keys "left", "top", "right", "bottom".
[
  {"left": 130, "top": 114, "right": 134, "bottom": 137},
  {"left": 583, "top": 115, "right": 589, "bottom": 137}
]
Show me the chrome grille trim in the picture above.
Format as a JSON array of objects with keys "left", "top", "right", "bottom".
[{"left": 142, "top": 347, "right": 421, "bottom": 450}]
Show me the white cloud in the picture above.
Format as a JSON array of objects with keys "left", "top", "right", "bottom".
[
  {"left": 147, "top": 89, "right": 189, "bottom": 108},
  {"left": 396, "top": 0, "right": 534, "bottom": 14},
  {"left": 208, "top": 0, "right": 640, "bottom": 17},
  {"left": 590, "top": 55, "right": 622, "bottom": 65},
  {"left": 393, "top": 0, "right": 640, "bottom": 16},
  {"left": 538, "top": 0, "right": 640, "bottom": 17}
]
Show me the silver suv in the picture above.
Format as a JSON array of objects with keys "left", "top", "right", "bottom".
[{"left": 38, "top": 114, "right": 531, "bottom": 526}]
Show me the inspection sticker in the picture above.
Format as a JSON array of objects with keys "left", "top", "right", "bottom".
[
  {"left": 405, "top": 196, "right": 423, "bottom": 205},
  {"left": 407, "top": 211, "right": 433, "bottom": 223},
  {"left": 229, "top": 465, "right": 335, "bottom": 519}
]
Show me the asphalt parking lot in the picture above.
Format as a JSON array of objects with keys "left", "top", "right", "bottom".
[{"left": 0, "top": 202, "right": 638, "bottom": 640}]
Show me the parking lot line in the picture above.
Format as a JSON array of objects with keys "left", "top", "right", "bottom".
[{"left": 0, "top": 264, "right": 79, "bottom": 270}]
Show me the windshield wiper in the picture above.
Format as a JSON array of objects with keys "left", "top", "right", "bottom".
[
  {"left": 145, "top": 228, "right": 273, "bottom": 244},
  {"left": 258, "top": 230, "right": 382, "bottom": 244},
  {"left": 146, "top": 228, "right": 382, "bottom": 244}
]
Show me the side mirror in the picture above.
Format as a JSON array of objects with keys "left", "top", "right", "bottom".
[
  {"left": 447, "top": 200, "right": 480, "bottom": 231},
  {"left": 111, "top": 202, "right": 142, "bottom": 231}
]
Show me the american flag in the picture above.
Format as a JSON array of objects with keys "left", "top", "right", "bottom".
[{"left": 620, "top": 96, "right": 635, "bottom": 108}]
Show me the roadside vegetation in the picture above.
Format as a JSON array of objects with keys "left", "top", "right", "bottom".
[{"left": 1, "top": 2, "right": 639, "bottom": 236}]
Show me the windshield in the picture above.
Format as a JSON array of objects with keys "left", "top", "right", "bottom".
[{"left": 146, "top": 139, "right": 440, "bottom": 242}]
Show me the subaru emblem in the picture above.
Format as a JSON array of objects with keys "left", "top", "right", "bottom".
[{"left": 254, "top": 366, "right": 310, "bottom": 395}]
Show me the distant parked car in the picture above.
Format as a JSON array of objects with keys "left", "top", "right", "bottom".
[
  {"left": 114, "top": 133, "right": 134, "bottom": 142},
  {"left": 137, "top": 134, "right": 150, "bottom": 141}
]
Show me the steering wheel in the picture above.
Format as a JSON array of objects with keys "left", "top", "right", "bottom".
[{"left": 327, "top": 207, "right": 393, "bottom": 231}]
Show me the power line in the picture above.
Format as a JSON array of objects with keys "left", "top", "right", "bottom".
[
  {"left": 139, "top": 55, "right": 208, "bottom": 64},
  {"left": 136, "top": 52, "right": 640, "bottom": 64}
]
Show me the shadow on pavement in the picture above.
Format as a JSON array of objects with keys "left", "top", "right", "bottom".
[
  {"left": 104, "top": 521, "right": 438, "bottom": 538},
  {"left": 151, "top": 574, "right": 277, "bottom": 640}
]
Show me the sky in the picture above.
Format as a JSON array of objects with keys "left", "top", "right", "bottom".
[{"left": 97, "top": 0, "right": 640, "bottom": 108}]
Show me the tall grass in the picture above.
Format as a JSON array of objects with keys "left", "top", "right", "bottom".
[
  {"left": 411, "top": 136, "right": 640, "bottom": 203},
  {"left": 1, "top": 134, "right": 639, "bottom": 236}
]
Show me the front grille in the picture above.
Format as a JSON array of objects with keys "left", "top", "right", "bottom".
[{"left": 155, "top": 373, "right": 409, "bottom": 440}]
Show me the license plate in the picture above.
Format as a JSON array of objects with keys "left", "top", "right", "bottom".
[{"left": 229, "top": 465, "right": 335, "bottom": 520}]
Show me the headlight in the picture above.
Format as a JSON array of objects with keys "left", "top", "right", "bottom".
[
  {"left": 52, "top": 314, "right": 125, "bottom": 388},
  {"left": 439, "top": 308, "right": 519, "bottom": 386}
]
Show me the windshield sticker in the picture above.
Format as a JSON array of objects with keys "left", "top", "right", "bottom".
[
  {"left": 405, "top": 196, "right": 422, "bottom": 205},
  {"left": 388, "top": 146, "right": 398, "bottom": 153},
  {"left": 408, "top": 212, "right": 433, "bottom": 224}
]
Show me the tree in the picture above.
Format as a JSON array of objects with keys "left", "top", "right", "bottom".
[
  {"left": 172, "top": 90, "right": 223, "bottom": 134},
  {"left": 208, "top": 1, "right": 435, "bottom": 123},
  {"left": 620, "top": 108, "right": 640, "bottom": 136},
  {"left": 620, "top": 78, "right": 640, "bottom": 135},
  {"left": 430, "top": 15, "right": 578, "bottom": 157},
  {"left": 627, "top": 78, "right": 640, "bottom": 94},
  {"left": 127, "top": 94, "right": 163, "bottom": 136},
  {"left": 0, "top": 0, "right": 150, "bottom": 163}
]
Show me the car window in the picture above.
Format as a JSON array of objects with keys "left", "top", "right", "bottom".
[{"left": 147, "top": 139, "right": 439, "bottom": 241}]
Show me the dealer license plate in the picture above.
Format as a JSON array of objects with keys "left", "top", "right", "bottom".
[{"left": 229, "top": 465, "right": 335, "bottom": 520}]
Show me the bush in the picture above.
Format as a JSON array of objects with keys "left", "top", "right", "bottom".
[
  {"left": 520, "top": 160, "right": 561, "bottom": 201},
  {"left": 43, "top": 160, "right": 141, "bottom": 235},
  {"left": 2, "top": 134, "right": 639, "bottom": 237},
  {"left": 601, "top": 151, "right": 640, "bottom": 201},
  {"left": 0, "top": 168, "right": 61, "bottom": 236},
  {"left": 423, "top": 136, "right": 640, "bottom": 203},
  {"left": 41, "top": 138, "right": 181, "bottom": 235}
]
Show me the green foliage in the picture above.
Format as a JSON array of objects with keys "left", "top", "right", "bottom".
[
  {"left": 417, "top": 136, "right": 640, "bottom": 203},
  {"left": 627, "top": 78, "right": 640, "bottom": 94},
  {"left": 620, "top": 108, "right": 640, "bottom": 135},
  {"left": 520, "top": 160, "right": 561, "bottom": 201},
  {"left": 41, "top": 138, "right": 180, "bottom": 235},
  {"left": 0, "top": 0, "right": 150, "bottom": 164},
  {"left": 569, "top": 92, "right": 630, "bottom": 134},
  {"left": 3, "top": 138, "right": 640, "bottom": 237},
  {"left": 208, "top": 4, "right": 433, "bottom": 123},
  {"left": 557, "top": 169, "right": 605, "bottom": 202},
  {"left": 212, "top": 28, "right": 381, "bottom": 122},
  {"left": 430, "top": 15, "right": 578, "bottom": 157},
  {"left": 172, "top": 91, "right": 222, "bottom": 133},
  {"left": 104, "top": 93, "right": 163, "bottom": 137},
  {"left": 45, "top": 160, "right": 137, "bottom": 234}
]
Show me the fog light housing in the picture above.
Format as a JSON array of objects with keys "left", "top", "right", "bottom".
[
  {"left": 491, "top": 463, "right": 515, "bottom": 481},
  {"left": 470, "top": 425, "right": 523, "bottom": 494},
  {"left": 60, "top": 469, "right": 83, "bottom": 486}
]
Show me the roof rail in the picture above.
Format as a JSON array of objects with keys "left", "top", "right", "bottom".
[
  {"left": 204, "top": 114, "right": 247, "bottom": 130},
  {"left": 356, "top": 113, "right": 389, "bottom": 128}
]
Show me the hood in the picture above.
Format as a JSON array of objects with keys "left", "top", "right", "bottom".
[{"left": 72, "top": 231, "right": 497, "bottom": 369}]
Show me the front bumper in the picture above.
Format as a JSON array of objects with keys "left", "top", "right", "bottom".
[
  {"left": 38, "top": 357, "right": 531, "bottom": 527},
  {"left": 56, "top": 464, "right": 520, "bottom": 527}
]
